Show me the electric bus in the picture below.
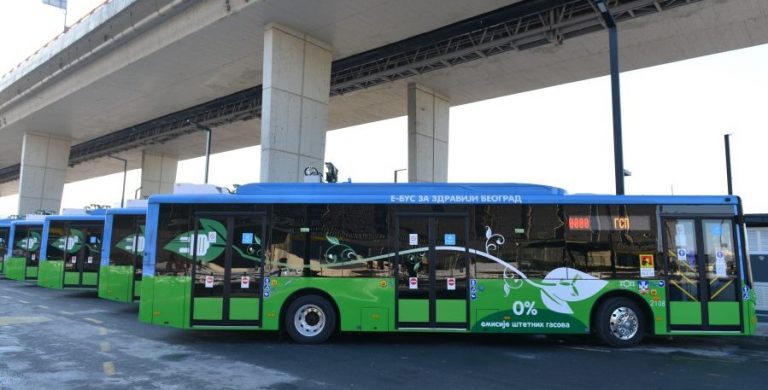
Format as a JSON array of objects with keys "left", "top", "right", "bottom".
[
  {"left": 37, "top": 212, "right": 106, "bottom": 289},
  {"left": 4, "top": 217, "right": 46, "bottom": 281},
  {"left": 138, "top": 183, "right": 756, "bottom": 347},
  {"left": 98, "top": 206, "right": 147, "bottom": 302}
]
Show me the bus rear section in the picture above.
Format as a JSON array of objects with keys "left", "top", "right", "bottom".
[
  {"left": 5, "top": 219, "right": 45, "bottom": 281},
  {"left": 0, "top": 220, "right": 10, "bottom": 274},
  {"left": 38, "top": 215, "right": 106, "bottom": 289},
  {"left": 98, "top": 209, "right": 147, "bottom": 302},
  {"left": 137, "top": 183, "right": 756, "bottom": 346}
]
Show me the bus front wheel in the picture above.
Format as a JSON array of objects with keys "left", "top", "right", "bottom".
[
  {"left": 595, "top": 297, "right": 644, "bottom": 348},
  {"left": 284, "top": 295, "right": 336, "bottom": 343}
]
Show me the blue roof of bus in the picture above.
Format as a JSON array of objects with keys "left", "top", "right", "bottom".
[
  {"left": 44, "top": 215, "right": 106, "bottom": 223},
  {"left": 105, "top": 207, "right": 147, "bottom": 216},
  {"left": 147, "top": 182, "right": 739, "bottom": 205},
  {"left": 10, "top": 220, "right": 44, "bottom": 227}
]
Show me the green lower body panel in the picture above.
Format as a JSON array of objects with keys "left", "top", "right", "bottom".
[
  {"left": 708, "top": 302, "right": 740, "bottom": 326},
  {"left": 6, "top": 258, "right": 30, "bottom": 281},
  {"left": 140, "top": 276, "right": 396, "bottom": 331},
  {"left": 670, "top": 302, "right": 702, "bottom": 325},
  {"left": 138, "top": 276, "right": 750, "bottom": 337},
  {"left": 193, "top": 298, "right": 223, "bottom": 320},
  {"left": 0, "top": 260, "right": 4, "bottom": 274},
  {"left": 436, "top": 299, "right": 466, "bottom": 323},
  {"left": 63, "top": 271, "right": 98, "bottom": 288},
  {"left": 398, "top": 299, "right": 428, "bottom": 323},
  {"left": 38, "top": 261, "right": 64, "bottom": 289},
  {"left": 26, "top": 266, "right": 38, "bottom": 280},
  {"left": 97, "top": 265, "right": 136, "bottom": 302},
  {"left": 230, "top": 298, "right": 260, "bottom": 320}
]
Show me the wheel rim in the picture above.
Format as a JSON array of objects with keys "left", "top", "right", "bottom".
[
  {"left": 609, "top": 306, "right": 639, "bottom": 341},
  {"left": 293, "top": 304, "right": 326, "bottom": 337}
]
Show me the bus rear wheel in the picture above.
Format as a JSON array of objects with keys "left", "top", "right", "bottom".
[
  {"left": 284, "top": 295, "right": 336, "bottom": 343},
  {"left": 595, "top": 297, "right": 644, "bottom": 348}
]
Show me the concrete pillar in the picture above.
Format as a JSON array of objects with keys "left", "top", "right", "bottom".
[
  {"left": 140, "top": 151, "right": 177, "bottom": 198},
  {"left": 260, "top": 23, "right": 333, "bottom": 182},
  {"left": 408, "top": 83, "right": 450, "bottom": 183},
  {"left": 17, "top": 133, "right": 71, "bottom": 214}
]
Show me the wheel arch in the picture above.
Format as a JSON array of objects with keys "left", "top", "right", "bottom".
[
  {"left": 279, "top": 288, "right": 341, "bottom": 333},
  {"left": 589, "top": 289, "right": 655, "bottom": 336}
]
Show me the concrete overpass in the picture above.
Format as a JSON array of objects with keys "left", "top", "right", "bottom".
[{"left": 1, "top": 0, "right": 767, "bottom": 213}]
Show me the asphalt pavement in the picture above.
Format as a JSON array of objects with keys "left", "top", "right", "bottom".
[{"left": 1, "top": 276, "right": 767, "bottom": 389}]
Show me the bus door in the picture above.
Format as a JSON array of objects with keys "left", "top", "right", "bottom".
[
  {"left": 663, "top": 217, "right": 743, "bottom": 331},
  {"left": 132, "top": 217, "right": 146, "bottom": 299},
  {"left": 190, "top": 213, "right": 265, "bottom": 326},
  {"left": 395, "top": 214, "right": 469, "bottom": 329},
  {"left": 64, "top": 224, "right": 102, "bottom": 287}
]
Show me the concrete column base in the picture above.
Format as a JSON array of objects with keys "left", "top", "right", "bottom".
[
  {"left": 140, "top": 151, "right": 178, "bottom": 198},
  {"left": 260, "top": 23, "right": 332, "bottom": 182},
  {"left": 17, "top": 133, "right": 71, "bottom": 214},
  {"left": 408, "top": 83, "right": 450, "bottom": 183}
]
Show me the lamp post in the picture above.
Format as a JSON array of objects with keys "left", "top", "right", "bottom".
[
  {"left": 107, "top": 155, "right": 127, "bottom": 208},
  {"left": 394, "top": 169, "right": 407, "bottom": 183},
  {"left": 724, "top": 134, "right": 733, "bottom": 195},
  {"left": 187, "top": 120, "right": 212, "bottom": 184},
  {"left": 593, "top": 0, "right": 626, "bottom": 195}
]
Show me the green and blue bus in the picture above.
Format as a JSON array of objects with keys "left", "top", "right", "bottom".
[
  {"left": 38, "top": 213, "right": 106, "bottom": 289},
  {"left": 138, "top": 183, "right": 756, "bottom": 346},
  {"left": 4, "top": 218, "right": 46, "bottom": 281},
  {"left": 0, "top": 218, "right": 12, "bottom": 274},
  {"left": 98, "top": 207, "right": 147, "bottom": 302}
]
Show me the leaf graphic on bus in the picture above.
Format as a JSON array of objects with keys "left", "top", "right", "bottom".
[
  {"left": 164, "top": 219, "right": 227, "bottom": 262},
  {"left": 540, "top": 289, "right": 573, "bottom": 314},
  {"left": 116, "top": 234, "right": 145, "bottom": 256},
  {"left": 537, "top": 267, "right": 608, "bottom": 314},
  {"left": 16, "top": 231, "right": 41, "bottom": 252},
  {"left": 200, "top": 218, "right": 227, "bottom": 240},
  {"left": 326, "top": 235, "right": 340, "bottom": 245},
  {"left": 232, "top": 246, "right": 262, "bottom": 262}
]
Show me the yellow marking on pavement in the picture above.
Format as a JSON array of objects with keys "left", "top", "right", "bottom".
[
  {"left": 0, "top": 295, "right": 11, "bottom": 299},
  {"left": 18, "top": 299, "right": 29, "bottom": 304},
  {"left": 100, "top": 342, "right": 111, "bottom": 352},
  {"left": 103, "top": 361, "right": 115, "bottom": 376},
  {"left": 0, "top": 316, "right": 51, "bottom": 326},
  {"left": 98, "top": 327, "right": 108, "bottom": 336},
  {"left": 36, "top": 305, "right": 49, "bottom": 309},
  {"left": 85, "top": 317, "right": 103, "bottom": 324},
  {"left": 59, "top": 310, "right": 75, "bottom": 315}
]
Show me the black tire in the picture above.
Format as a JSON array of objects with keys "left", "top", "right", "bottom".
[
  {"left": 594, "top": 297, "right": 645, "bottom": 348},
  {"left": 284, "top": 295, "right": 336, "bottom": 344}
]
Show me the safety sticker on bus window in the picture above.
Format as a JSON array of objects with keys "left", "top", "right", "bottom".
[
  {"left": 90, "top": 236, "right": 97, "bottom": 244},
  {"left": 208, "top": 231, "right": 217, "bottom": 244},
  {"left": 676, "top": 248, "right": 687, "bottom": 262},
  {"left": 71, "top": 256, "right": 76, "bottom": 263},
  {"left": 639, "top": 254, "right": 655, "bottom": 278},
  {"left": 87, "top": 256, "right": 93, "bottom": 264},
  {"left": 444, "top": 234, "right": 456, "bottom": 246},
  {"left": 31, "top": 254, "right": 36, "bottom": 260},
  {"left": 242, "top": 232, "right": 253, "bottom": 245},
  {"left": 205, "top": 275, "right": 214, "bottom": 288},
  {"left": 715, "top": 250, "right": 726, "bottom": 277},
  {"left": 409, "top": 234, "right": 418, "bottom": 246},
  {"left": 409, "top": 277, "right": 418, "bottom": 289},
  {"left": 241, "top": 276, "right": 250, "bottom": 289},
  {"left": 447, "top": 277, "right": 456, "bottom": 290}
]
